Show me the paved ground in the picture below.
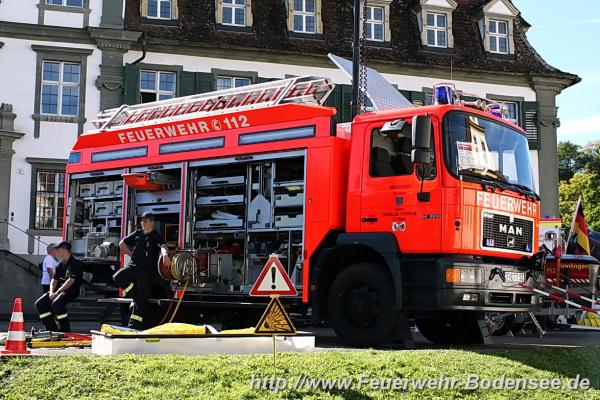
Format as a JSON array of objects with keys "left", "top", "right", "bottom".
[{"left": 1, "top": 320, "right": 599, "bottom": 356}]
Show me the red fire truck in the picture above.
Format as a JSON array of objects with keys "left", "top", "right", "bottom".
[{"left": 63, "top": 76, "right": 544, "bottom": 346}]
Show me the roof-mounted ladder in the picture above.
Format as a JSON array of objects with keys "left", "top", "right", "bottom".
[{"left": 92, "top": 76, "right": 335, "bottom": 131}]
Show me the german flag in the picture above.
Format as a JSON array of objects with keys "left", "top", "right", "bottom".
[{"left": 569, "top": 196, "right": 591, "bottom": 255}]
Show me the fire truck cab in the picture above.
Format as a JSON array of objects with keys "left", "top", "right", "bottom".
[{"left": 64, "top": 77, "right": 543, "bottom": 346}]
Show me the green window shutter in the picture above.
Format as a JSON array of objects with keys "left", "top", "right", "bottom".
[
  {"left": 341, "top": 85, "right": 353, "bottom": 123},
  {"left": 410, "top": 91, "right": 425, "bottom": 106},
  {"left": 179, "top": 71, "right": 197, "bottom": 97},
  {"left": 195, "top": 72, "right": 213, "bottom": 93},
  {"left": 523, "top": 101, "right": 540, "bottom": 150},
  {"left": 257, "top": 77, "right": 277, "bottom": 83},
  {"left": 123, "top": 63, "right": 140, "bottom": 105},
  {"left": 326, "top": 85, "right": 353, "bottom": 123},
  {"left": 324, "top": 85, "right": 341, "bottom": 115}
]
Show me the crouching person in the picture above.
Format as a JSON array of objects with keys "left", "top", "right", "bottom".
[{"left": 35, "top": 241, "right": 83, "bottom": 332}]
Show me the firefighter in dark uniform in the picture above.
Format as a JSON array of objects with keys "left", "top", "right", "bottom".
[
  {"left": 113, "top": 212, "right": 170, "bottom": 329},
  {"left": 35, "top": 241, "right": 83, "bottom": 332}
]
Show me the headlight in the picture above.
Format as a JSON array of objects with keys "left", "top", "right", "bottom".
[{"left": 445, "top": 267, "right": 482, "bottom": 284}]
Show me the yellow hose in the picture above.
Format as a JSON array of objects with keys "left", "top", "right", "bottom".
[{"left": 168, "top": 280, "right": 189, "bottom": 323}]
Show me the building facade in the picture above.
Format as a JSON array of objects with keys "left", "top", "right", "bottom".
[{"left": 0, "top": 0, "right": 579, "bottom": 313}]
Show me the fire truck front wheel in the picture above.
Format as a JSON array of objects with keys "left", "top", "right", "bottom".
[{"left": 328, "top": 262, "right": 399, "bottom": 347}]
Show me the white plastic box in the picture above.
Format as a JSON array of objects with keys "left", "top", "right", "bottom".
[
  {"left": 79, "top": 183, "right": 95, "bottom": 197},
  {"left": 95, "top": 181, "right": 114, "bottom": 196},
  {"left": 94, "top": 202, "right": 114, "bottom": 217}
]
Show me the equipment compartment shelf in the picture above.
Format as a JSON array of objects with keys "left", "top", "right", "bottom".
[
  {"left": 274, "top": 214, "right": 303, "bottom": 228},
  {"left": 136, "top": 190, "right": 180, "bottom": 204},
  {"left": 195, "top": 219, "right": 244, "bottom": 229},
  {"left": 196, "top": 195, "right": 245, "bottom": 206},
  {"left": 137, "top": 203, "right": 181, "bottom": 215},
  {"left": 197, "top": 176, "right": 245, "bottom": 188},
  {"left": 80, "top": 195, "right": 122, "bottom": 201},
  {"left": 273, "top": 180, "right": 304, "bottom": 189},
  {"left": 274, "top": 193, "right": 304, "bottom": 207}
]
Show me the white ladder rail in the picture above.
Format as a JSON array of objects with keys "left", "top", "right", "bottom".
[{"left": 93, "top": 76, "right": 335, "bottom": 131}]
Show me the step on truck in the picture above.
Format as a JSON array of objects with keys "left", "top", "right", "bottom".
[{"left": 63, "top": 76, "right": 545, "bottom": 346}]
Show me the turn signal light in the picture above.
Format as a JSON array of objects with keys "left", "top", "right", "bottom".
[{"left": 446, "top": 269, "right": 461, "bottom": 283}]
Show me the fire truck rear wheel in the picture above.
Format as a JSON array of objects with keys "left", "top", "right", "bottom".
[
  {"left": 415, "top": 312, "right": 485, "bottom": 345},
  {"left": 328, "top": 262, "right": 398, "bottom": 347}
]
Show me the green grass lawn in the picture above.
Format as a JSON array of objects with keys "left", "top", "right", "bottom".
[{"left": 1, "top": 348, "right": 599, "bottom": 399}]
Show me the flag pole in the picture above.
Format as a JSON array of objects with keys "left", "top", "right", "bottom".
[{"left": 566, "top": 196, "right": 582, "bottom": 254}]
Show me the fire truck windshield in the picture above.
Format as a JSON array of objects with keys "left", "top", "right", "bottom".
[{"left": 443, "top": 111, "right": 537, "bottom": 195}]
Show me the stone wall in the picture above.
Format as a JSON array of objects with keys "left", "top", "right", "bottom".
[{"left": 0, "top": 254, "right": 42, "bottom": 317}]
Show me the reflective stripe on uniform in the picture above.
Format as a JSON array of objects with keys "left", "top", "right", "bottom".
[
  {"left": 130, "top": 314, "right": 143, "bottom": 322},
  {"left": 56, "top": 313, "right": 69, "bottom": 320},
  {"left": 39, "top": 311, "right": 53, "bottom": 319},
  {"left": 123, "top": 282, "right": 134, "bottom": 293}
]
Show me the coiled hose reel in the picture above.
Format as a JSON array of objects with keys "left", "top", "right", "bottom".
[
  {"left": 158, "top": 251, "right": 197, "bottom": 282},
  {"left": 158, "top": 250, "right": 214, "bottom": 284}
]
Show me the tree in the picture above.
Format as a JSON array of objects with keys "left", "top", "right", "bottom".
[
  {"left": 559, "top": 172, "right": 600, "bottom": 232},
  {"left": 579, "top": 141, "right": 600, "bottom": 177},
  {"left": 557, "top": 141, "right": 580, "bottom": 182}
]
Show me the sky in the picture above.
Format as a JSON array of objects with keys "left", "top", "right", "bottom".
[{"left": 513, "top": 0, "right": 600, "bottom": 145}]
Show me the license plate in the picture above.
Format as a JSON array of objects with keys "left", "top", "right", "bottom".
[{"left": 505, "top": 271, "right": 525, "bottom": 283}]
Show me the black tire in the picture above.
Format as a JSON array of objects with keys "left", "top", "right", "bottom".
[
  {"left": 489, "top": 313, "right": 516, "bottom": 336},
  {"left": 416, "top": 311, "right": 485, "bottom": 345},
  {"left": 328, "top": 262, "right": 399, "bottom": 347}
]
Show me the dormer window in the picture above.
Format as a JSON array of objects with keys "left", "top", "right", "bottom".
[
  {"left": 426, "top": 13, "right": 447, "bottom": 48},
  {"left": 141, "top": 0, "right": 179, "bottom": 21},
  {"left": 489, "top": 19, "right": 509, "bottom": 54},
  {"left": 477, "top": 0, "right": 518, "bottom": 55},
  {"left": 216, "top": 0, "right": 252, "bottom": 28},
  {"left": 148, "top": 0, "right": 172, "bottom": 19},
  {"left": 360, "top": 1, "right": 392, "bottom": 43},
  {"left": 366, "top": 6, "right": 385, "bottom": 41},
  {"left": 287, "top": 0, "right": 322, "bottom": 35},
  {"left": 417, "top": 0, "right": 457, "bottom": 50}
]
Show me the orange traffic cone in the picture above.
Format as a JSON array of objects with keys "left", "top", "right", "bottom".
[{"left": 1, "top": 298, "right": 30, "bottom": 355}]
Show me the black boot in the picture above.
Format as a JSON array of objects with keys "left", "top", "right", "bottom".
[
  {"left": 41, "top": 315, "right": 59, "bottom": 332},
  {"left": 57, "top": 316, "right": 71, "bottom": 333}
]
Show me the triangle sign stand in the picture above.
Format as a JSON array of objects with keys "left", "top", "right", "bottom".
[
  {"left": 250, "top": 254, "right": 298, "bottom": 297},
  {"left": 255, "top": 297, "right": 296, "bottom": 336}
]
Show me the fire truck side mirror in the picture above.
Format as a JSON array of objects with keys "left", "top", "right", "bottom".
[{"left": 411, "top": 115, "right": 432, "bottom": 165}]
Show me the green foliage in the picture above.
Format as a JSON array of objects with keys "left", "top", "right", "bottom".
[
  {"left": 557, "top": 141, "right": 581, "bottom": 182},
  {"left": 558, "top": 141, "right": 600, "bottom": 230},
  {"left": 1, "top": 348, "right": 600, "bottom": 399},
  {"left": 559, "top": 172, "right": 600, "bottom": 231}
]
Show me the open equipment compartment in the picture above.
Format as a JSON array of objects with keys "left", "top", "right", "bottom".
[
  {"left": 188, "top": 151, "right": 306, "bottom": 293},
  {"left": 65, "top": 169, "right": 124, "bottom": 262},
  {"left": 125, "top": 163, "right": 182, "bottom": 249}
]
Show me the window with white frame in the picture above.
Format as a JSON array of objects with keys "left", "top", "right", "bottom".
[
  {"left": 216, "top": 76, "right": 252, "bottom": 91},
  {"left": 147, "top": 0, "right": 172, "bottom": 19},
  {"left": 292, "top": 0, "right": 316, "bottom": 33},
  {"left": 365, "top": 6, "right": 385, "bottom": 41},
  {"left": 34, "top": 170, "right": 65, "bottom": 231},
  {"left": 504, "top": 101, "right": 519, "bottom": 124},
  {"left": 426, "top": 13, "right": 448, "bottom": 48},
  {"left": 222, "top": 0, "right": 247, "bottom": 26},
  {"left": 489, "top": 19, "right": 509, "bottom": 54},
  {"left": 41, "top": 61, "right": 80, "bottom": 116},
  {"left": 140, "top": 70, "right": 176, "bottom": 103},
  {"left": 45, "top": 0, "right": 83, "bottom": 7}
]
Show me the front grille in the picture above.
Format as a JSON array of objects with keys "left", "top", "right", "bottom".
[
  {"left": 489, "top": 292, "right": 513, "bottom": 304},
  {"left": 481, "top": 212, "right": 534, "bottom": 253}
]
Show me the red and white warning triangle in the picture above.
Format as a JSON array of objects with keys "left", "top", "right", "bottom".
[{"left": 250, "top": 254, "right": 298, "bottom": 297}]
